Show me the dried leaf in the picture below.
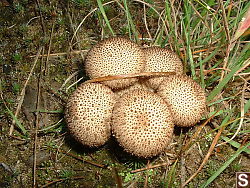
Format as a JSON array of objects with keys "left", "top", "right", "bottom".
[{"left": 233, "top": 7, "right": 250, "bottom": 41}]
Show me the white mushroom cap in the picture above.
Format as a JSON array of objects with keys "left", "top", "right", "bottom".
[
  {"left": 85, "top": 37, "right": 145, "bottom": 89},
  {"left": 65, "top": 83, "right": 117, "bottom": 147},
  {"left": 157, "top": 75, "right": 206, "bottom": 127},
  {"left": 112, "top": 89, "right": 174, "bottom": 158},
  {"left": 143, "top": 47, "right": 183, "bottom": 90}
]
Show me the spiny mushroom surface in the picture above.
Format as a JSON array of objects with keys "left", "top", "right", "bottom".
[
  {"left": 112, "top": 89, "right": 174, "bottom": 158},
  {"left": 85, "top": 37, "right": 145, "bottom": 89},
  {"left": 113, "top": 81, "right": 154, "bottom": 99},
  {"left": 143, "top": 46, "right": 183, "bottom": 90},
  {"left": 157, "top": 75, "right": 206, "bottom": 127},
  {"left": 65, "top": 83, "right": 117, "bottom": 147}
]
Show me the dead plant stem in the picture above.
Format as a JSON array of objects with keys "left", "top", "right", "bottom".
[
  {"left": 9, "top": 47, "right": 42, "bottom": 135},
  {"left": 33, "top": 47, "right": 45, "bottom": 187},
  {"left": 182, "top": 125, "right": 225, "bottom": 187}
]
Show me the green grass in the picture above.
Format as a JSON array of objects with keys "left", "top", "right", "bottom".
[
  {"left": 91, "top": 1, "right": 249, "bottom": 187},
  {"left": 0, "top": 79, "right": 28, "bottom": 136},
  {"left": 165, "top": 160, "right": 178, "bottom": 187},
  {"left": 97, "top": 0, "right": 115, "bottom": 36},
  {"left": 201, "top": 142, "right": 250, "bottom": 187},
  {"left": 122, "top": 0, "right": 139, "bottom": 41}
]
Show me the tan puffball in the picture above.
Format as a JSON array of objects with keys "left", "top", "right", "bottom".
[
  {"left": 113, "top": 81, "right": 154, "bottom": 99},
  {"left": 85, "top": 37, "right": 145, "bottom": 89},
  {"left": 157, "top": 75, "right": 206, "bottom": 127},
  {"left": 143, "top": 47, "right": 183, "bottom": 90},
  {"left": 112, "top": 89, "right": 174, "bottom": 158},
  {"left": 65, "top": 83, "right": 117, "bottom": 147}
]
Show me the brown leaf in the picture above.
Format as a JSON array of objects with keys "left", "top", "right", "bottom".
[{"left": 233, "top": 7, "right": 250, "bottom": 41}]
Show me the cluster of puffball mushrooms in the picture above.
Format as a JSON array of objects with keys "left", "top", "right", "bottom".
[{"left": 65, "top": 37, "right": 206, "bottom": 158}]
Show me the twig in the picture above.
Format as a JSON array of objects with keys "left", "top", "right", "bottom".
[
  {"left": 131, "top": 161, "right": 173, "bottom": 173},
  {"left": 143, "top": 160, "right": 150, "bottom": 188},
  {"left": 9, "top": 135, "right": 27, "bottom": 141},
  {"left": 29, "top": 50, "right": 88, "bottom": 58},
  {"left": 56, "top": 148, "right": 107, "bottom": 169},
  {"left": 60, "top": 70, "right": 81, "bottom": 90},
  {"left": 187, "top": 0, "right": 213, "bottom": 40},
  {"left": 143, "top": 4, "right": 152, "bottom": 39},
  {"left": 67, "top": 10, "right": 86, "bottom": 62},
  {"left": 180, "top": 110, "right": 219, "bottom": 154},
  {"left": 218, "top": 0, "right": 230, "bottom": 42},
  {"left": 113, "top": 167, "right": 123, "bottom": 188},
  {"left": 216, "top": 81, "right": 247, "bottom": 147},
  {"left": 70, "top": 1, "right": 115, "bottom": 44},
  {"left": 38, "top": 118, "right": 63, "bottom": 132},
  {"left": 66, "top": 77, "right": 85, "bottom": 92},
  {"left": 144, "top": 172, "right": 148, "bottom": 188},
  {"left": 26, "top": 16, "right": 40, "bottom": 26},
  {"left": 33, "top": 47, "right": 44, "bottom": 187},
  {"left": 9, "top": 47, "right": 42, "bottom": 135},
  {"left": 85, "top": 72, "right": 176, "bottom": 84},
  {"left": 41, "top": 83, "right": 67, "bottom": 104},
  {"left": 203, "top": 67, "right": 231, "bottom": 75},
  {"left": 169, "top": 0, "right": 179, "bottom": 49},
  {"left": 218, "top": 0, "right": 233, "bottom": 81},
  {"left": 41, "top": 176, "right": 85, "bottom": 188},
  {"left": 44, "top": 21, "right": 55, "bottom": 76},
  {"left": 133, "top": 0, "right": 168, "bottom": 39},
  {"left": 234, "top": 58, "right": 250, "bottom": 76},
  {"left": 182, "top": 125, "right": 225, "bottom": 187},
  {"left": 35, "top": 0, "right": 46, "bottom": 35},
  {"left": 180, "top": 155, "right": 186, "bottom": 186}
]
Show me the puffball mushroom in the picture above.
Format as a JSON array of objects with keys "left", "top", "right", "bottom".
[
  {"left": 143, "top": 47, "right": 183, "bottom": 90},
  {"left": 113, "top": 81, "right": 154, "bottom": 99},
  {"left": 85, "top": 37, "right": 145, "bottom": 89},
  {"left": 112, "top": 89, "right": 174, "bottom": 158},
  {"left": 65, "top": 83, "right": 117, "bottom": 147},
  {"left": 157, "top": 75, "right": 206, "bottom": 127}
]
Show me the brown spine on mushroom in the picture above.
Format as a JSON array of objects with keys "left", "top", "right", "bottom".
[
  {"left": 65, "top": 83, "right": 117, "bottom": 147},
  {"left": 85, "top": 37, "right": 145, "bottom": 89},
  {"left": 157, "top": 75, "right": 206, "bottom": 127},
  {"left": 112, "top": 89, "right": 174, "bottom": 158},
  {"left": 143, "top": 46, "right": 183, "bottom": 90},
  {"left": 113, "top": 80, "right": 154, "bottom": 100}
]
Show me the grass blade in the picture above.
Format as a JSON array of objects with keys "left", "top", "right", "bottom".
[
  {"left": 201, "top": 142, "right": 250, "bottom": 187},
  {"left": 5, "top": 105, "right": 27, "bottom": 135},
  {"left": 97, "top": 0, "right": 115, "bottom": 36},
  {"left": 183, "top": 21, "right": 196, "bottom": 80},
  {"left": 221, "top": 136, "right": 250, "bottom": 155},
  {"left": 199, "top": 54, "right": 205, "bottom": 88},
  {"left": 207, "top": 62, "right": 242, "bottom": 102},
  {"left": 123, "top": 0, "right": 139, "bottom": 41},
  {"left": 165, "top": 159, "right": 178, "bottom": 188},
  {"left": 182, "top": 1, "right": 196, "bottom": 79},
  {"left": 195, "top": 47, "right": 220, "bottom": 68}
]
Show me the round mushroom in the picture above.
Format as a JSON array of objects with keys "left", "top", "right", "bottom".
[
  {"left": 65, "top": 83, "right": 117, "bottom": 147},
  {"left": 85, "top": 37, "right": 145, "bottom": 89},
  {"left": 112, "top": 89, "right": 174, "bottom": 158},
  {"left": 157, "top": 75, "right": 206, "bottom": 127},
  {"left": 113, "top": 81, "right": 154, "bottom": 99},
  {"left": 143, "top": 46, "right": 183, "bottom": 90}
]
